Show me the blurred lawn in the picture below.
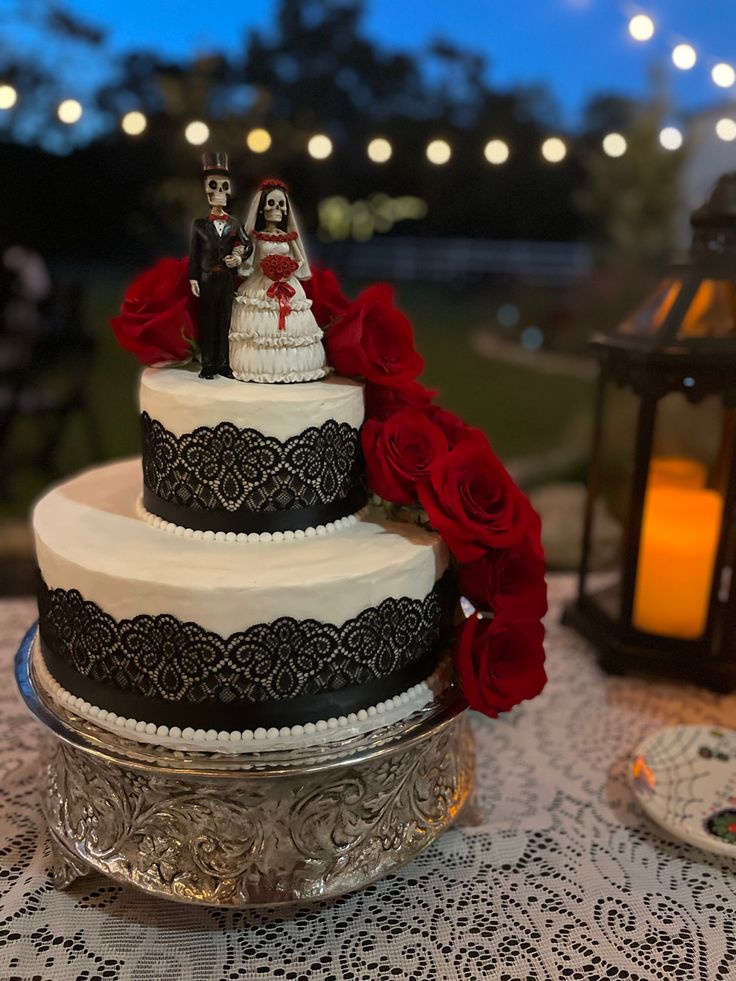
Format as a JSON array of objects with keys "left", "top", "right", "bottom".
[{"left": 4, "top": 273, "right": 595, "bottom": 517}]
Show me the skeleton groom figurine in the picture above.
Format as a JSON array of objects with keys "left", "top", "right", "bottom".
[{"left": 189, "top": 153, "right": 253, "bottom": 379}]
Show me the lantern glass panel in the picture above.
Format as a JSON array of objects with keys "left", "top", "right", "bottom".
[
  {"left": 584, "top": 379, "right": 640, "bottom": 621},
  {"left": 632, "top": 392, "right": 733, "bottom": 640},
  {"left": 676, "top": 280, "right": 736, "bottom": 339},
  {"left": 618, "top": 279, "right": 679, "bottom": 337}
]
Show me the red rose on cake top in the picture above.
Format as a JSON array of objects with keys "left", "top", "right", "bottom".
[{"left": 111, "top": 257, "right": 198, "bottom": 366}]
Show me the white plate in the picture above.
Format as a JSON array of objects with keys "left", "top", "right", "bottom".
[{"left": 629, "top": 724, "right": 736, "bottom": 857}]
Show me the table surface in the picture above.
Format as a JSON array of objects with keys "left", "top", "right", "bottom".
[{"left": 2, "top": 575, "right": 735, "bottom": 981}]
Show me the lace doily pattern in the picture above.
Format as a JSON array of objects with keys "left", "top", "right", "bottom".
[
  {"left": 37, "top": 575, "right": 451, "bottom": 708},
  {"left": 140, "top": 411, "right": 361, "bottom": 515},
  {"left": 3, "top": 577, "right": 736, "bottom": 980}
]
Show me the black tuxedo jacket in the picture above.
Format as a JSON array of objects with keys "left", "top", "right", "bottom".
[{"left": 188, "top": 216, "right": 252, "bottom": 282}]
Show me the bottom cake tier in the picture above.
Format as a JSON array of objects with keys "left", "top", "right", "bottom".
[{"left": 32, "top": 459, "right": 455, "bottom": 752}]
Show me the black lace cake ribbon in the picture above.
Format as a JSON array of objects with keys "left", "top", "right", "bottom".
[
  {"left": 143, "top": 484, "right": 367, "bottom": 534},
  {"left": 39, "top": 639, "right": 443, "bottom": 729},
  {"left": 140, "top": 412, "right": 366, "bottom": 534},
  {"left": 37, "top": 574, "right": 456, "bottom": 729}
]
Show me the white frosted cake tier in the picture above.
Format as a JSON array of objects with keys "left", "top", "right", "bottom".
[
  {"left": 33, "top": 459, "right": 453, "bottom": 736},
  {"left": 34, "top": 460, "right": 446, "bottom": 632},
  {"left": 139, "top": 366, "right": 364, "bottom": 438}
]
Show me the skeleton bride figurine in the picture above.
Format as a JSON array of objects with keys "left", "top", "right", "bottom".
[{"left": 229, "top": 178, "right": 329, "bottom": 383}]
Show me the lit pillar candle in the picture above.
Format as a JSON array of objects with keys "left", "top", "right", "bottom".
[{"left": 633, "top": 479, "right": 723, "bottom": 639}]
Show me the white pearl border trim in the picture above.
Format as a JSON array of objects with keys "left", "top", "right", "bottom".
[
  {"left": 33, "top": 638, "right": 449, "bottom": 755},
  {"left": 135, "top": 496, "right": 366, "bottom": 543}
]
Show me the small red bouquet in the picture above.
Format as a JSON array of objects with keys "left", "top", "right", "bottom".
[{"left": 261, "top": 254, "right": 299, "bottom": 331}]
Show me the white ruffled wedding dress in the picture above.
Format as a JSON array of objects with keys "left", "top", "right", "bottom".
[{"left": 229, "top": 234, "right": 328, "bottom": 384}]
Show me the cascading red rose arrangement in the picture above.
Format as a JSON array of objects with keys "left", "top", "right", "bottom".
[
  {"left": 111, "top": 259, "right": 547, "bottom": 718},
  {"left": 303, "top": 268, "right": 548, "bottom": 719}
]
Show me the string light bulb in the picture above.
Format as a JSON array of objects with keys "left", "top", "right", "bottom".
[
  {"left": 484, "top": 139, "right": 510, "bottom": 165},
  {"left": 367, "top": 137, "right": 392, "bottom": 163},
  {"left": 541, "top": 137, "right": 567, "bottom": 163},
  {"left": 246, "top": 127, "right": 272, "bottom": 153},
  {"left": 659, "top": 126, "right": 683, "bottom": 151},
  {"left": 121, "top": 111, "right": 147, "bottom": 136},
  {"left": 628, "top": 14, "right": 655, "bottom": 42},
  {"left": 57, "top": 99, "right": 82, "bottom": 124},
  {"left": 712, "top": 63, "right": 736, "bottom": 88},
  {"left": 672, "top": 44, "right": 697, "bottom": 70},
  {"left": 426, "top": 139, "right": 452, "bottom": 165},
  {"left": 308, "top": 133, "right": 333, "bottom": 159},
  {"left": 716, "top": 118, "right": 736, "bottom": 142},
  {"left": 184, "top": 120, "right": 209, "bottom": 145},
  {"left": 0, "top": 84, "right": 17, "bottom": 110},
  {"left": 602, "top": 133, "right": 627, "bottom": 158}
]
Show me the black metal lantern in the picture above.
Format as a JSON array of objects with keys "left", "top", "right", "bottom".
[{"left": 564, "top": 173, "right": 736, "bottom": 691}]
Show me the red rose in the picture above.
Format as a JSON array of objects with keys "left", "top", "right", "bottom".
[
  {"left": 362, "top": 409, "right": 449, "bottom": 505},
  {"left": 454, "top": 613, "right": 546, "bottom": 717},
  {"left": 425, "top": 405, "right": 476, "bottom": 449},
  {"left": 303, "top": 265, "right": 350, "bottom": 327},
  {"left": 418, "top": 435, "right": 532, "bottom": 562},
  {"left": 458, "top": 535, "right": 547, "bottom": 621},
  {"left": 364, "top": 380, "right": 436, "bottom": 421},
  {"left": 111, "top": 257, "right": 197, "bottom": 366},
  {"left": 261, "top": 254, "right": 299, "bottom": 282},
  {"left": 325, "top": 283, "right": 424, "bottom": 386}
]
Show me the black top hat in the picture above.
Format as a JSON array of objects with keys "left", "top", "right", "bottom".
[{"left": 201, "top": 152, "right": 229, "bottom": 176}]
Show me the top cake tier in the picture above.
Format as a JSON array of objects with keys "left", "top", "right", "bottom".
[{"left": 139, "top": 367, "right": 366, "bottom": 536}]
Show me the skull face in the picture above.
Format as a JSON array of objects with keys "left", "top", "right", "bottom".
[
  {"left": 205, "top": 175, "right": 230, "bottom": 207},
  {"left": 264, "top": 188, "right": 288, "bottom": 223}
]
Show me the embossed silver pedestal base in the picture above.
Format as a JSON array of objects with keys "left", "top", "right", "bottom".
[{"left": 15, "top": 625, "right": 476, "bottom": 907}]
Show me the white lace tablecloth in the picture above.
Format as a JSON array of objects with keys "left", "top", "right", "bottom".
[{"left": 2, "top": 576, "right": 736, "bottom": 981}]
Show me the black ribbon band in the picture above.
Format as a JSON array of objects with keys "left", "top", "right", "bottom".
[
  {"left": 39, "top": 638, "right": 442, "bottom": 731},
  {"left": 142, "top": 484, "right": 367, "bottom": 535}
]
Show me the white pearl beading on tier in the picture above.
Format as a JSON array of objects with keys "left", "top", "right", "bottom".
[
  {"left": 135, "top": 496, "right": 366, "bottom": 543},
  {"left": 33, "top": 637, "right": 450, "bottom": 756}
]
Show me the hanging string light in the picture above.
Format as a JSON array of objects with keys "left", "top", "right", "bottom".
[
  {"left": 367, "top": 137, "right": 392, "bottom": 163},
  {"left": 246, "top": 127, "right": 271, "bottom": 153},
  {"left": 628, "top": 14, "right": 655, "bottom": 42},
  {"left": 308, "top": 134, "right": 333, "bottom": 159},
  {"left": 672, "top": 43, "right": 697, "bottom": 70},
  {"left": 57, "top": 99, "right": 82, "bottom": 124},
  {"left": 716, "top": 118, "right": 736, "bottom": 141},
  {"left": 711, "top": 63, "right": 736, "bottom": 88},
  {"left": 659, "top": 126, "right": 683, "bottom": 151},
  {"left": 184, "top": 121, "right": 209, "bottom": 145},
  {"left": 484, "top": 139, "right": 510, "bottom": 165},
  {"left": 0, "top": 84, "right": 17, "bottom": 110},
  {"left": 602, "top": 133, "right": 627, "bottom": 157},
  {"left": 426, "top": 139, "right": 451, "bottom": 165},
  {"left": 121, "top": 111, "right": 147, "bottom": 136},
  {"left": 541, "top": 137, "right": 567, "bottom": 163}
]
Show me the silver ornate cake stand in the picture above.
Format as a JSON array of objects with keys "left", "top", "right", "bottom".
[{"left": 15, "top": 624, "right": 477, "bottom": 907}]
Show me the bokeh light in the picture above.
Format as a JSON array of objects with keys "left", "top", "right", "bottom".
[
  {"left": 541, "top": 137, "right": 567, "bottom": 163},
  {"left": 672, "top": 44, "right": 697, "bottom": 70},
  {"left": 659, "top": 126, "right": 683, "bottom": 151},
  {"left": 716, "top": 118, "right": 736, "bottom": 142},
  {"left": 308, "top": 133, "right": 333, "bottom": 159},
  {"left": 602, "top": 133, "right": 627, "bottom": 158},
  {"left": 521, "top": 326, "right": 544, "bottom": 351},
  {"left": 0, "top": 84, "right": 17, "bottom": 110},
  {"left": 57, "top": 99, "right": 82, "bottom": 124},
  {"left": 367, "top": 137, "right": 392, "bottom": 163},
  {"left": 184, "top": 120, "right": 209, "bottom": 145},
  {"left": 628, "top": 14, "right": 655, "bottom": 42},
  {"left": 426, "top": 139, "right": 451, "bottom": 165},
  {"left": 121, "top": 111, "right": 147, "bottom": 136},
  {"left": 246, "top": 127, "right": 272, "bottom": 153},
  {"left": 497, "top": 303, "right": 520, "bottom": 328},
  {"left": 712, "top": 63, "right": 736, "bottom": 88},
  {"left": 484, "top": 139, "right": 510, "bottom": 165}
]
